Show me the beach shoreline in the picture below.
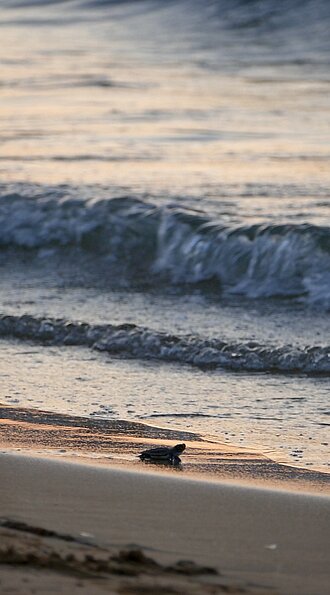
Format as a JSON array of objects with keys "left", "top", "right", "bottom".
[
  {"left": 1, "top": 404, "right": 330, "bottom": 593},
  {"left": 0, "top": 404, "right": 329, "bottom": 594},
  {"left": 1, "top": 0, "right": 330, "bottom": 593},
  {"left": 1, "top": 403, "right": 329, "bottom": 495}
]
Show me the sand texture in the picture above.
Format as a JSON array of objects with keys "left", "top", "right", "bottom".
[
  {"left": 0, "top": 518, "right": 271, "bottom": 595},
  {"left": 1, "top": 452, "right": 330, "bottom": 595}
]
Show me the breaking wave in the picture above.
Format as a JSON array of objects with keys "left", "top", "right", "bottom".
[
  {"left": 0, "top": 193, "right": 329, "bottom": 307},
  {"left": 0, "top": 314, "right": 329, "bottom": 375}
]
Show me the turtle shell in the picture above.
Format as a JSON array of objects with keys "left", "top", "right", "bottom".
[{"left": 139, "top": 443, "right": 185, "bottom": 464}]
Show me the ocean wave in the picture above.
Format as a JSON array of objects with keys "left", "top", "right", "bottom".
[
  {"left": 4, "top": 0, "right": 330, "bottom": 63},
  {"left": 1, "top": 193, "right": 330, "bottom": 307},
  {"left": 0, "top": 314, "right": 329, "bottom": 374}
]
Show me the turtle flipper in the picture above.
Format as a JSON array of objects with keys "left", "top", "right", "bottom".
[{"left": 171, "top": 454, "right": 182, "bottom": 466}]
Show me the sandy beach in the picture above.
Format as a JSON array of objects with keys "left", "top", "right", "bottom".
[
  {"left": 1, "top": 452, "right": 330, "bottom": 595},
  {"left": 0, "top": 404, "right": 329, "bottom": 595}
]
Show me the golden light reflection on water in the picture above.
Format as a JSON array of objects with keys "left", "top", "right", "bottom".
[
  {"left": 1, "top": 7, "right": 329, "bottom": 201},
  {"left": 1, "top": 341, "right": 329, "bottom": 474}
]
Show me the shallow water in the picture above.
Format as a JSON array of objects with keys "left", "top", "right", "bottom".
[
  {"left": 0, "top": 0, "right": 329, "bottom": 474},
  {"left": 1, "top": 340, "right": 329, "bottom": 472}
]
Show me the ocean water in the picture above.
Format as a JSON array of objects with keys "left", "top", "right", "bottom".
[{"left": 0, "top": 0, "right": 329, "bottom": 472}]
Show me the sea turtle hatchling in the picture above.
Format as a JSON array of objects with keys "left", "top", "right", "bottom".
[{"left": 138, "top": 443, "right": 186, "bottom": 465}]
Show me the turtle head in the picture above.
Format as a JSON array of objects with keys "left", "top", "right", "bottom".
[{"left": 173, "top": 443, "right": 186, "bottom": 455}]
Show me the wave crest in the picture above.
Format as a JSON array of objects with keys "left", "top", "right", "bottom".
[
  {"left": 0, "top": 193, "right": 330, "bottom": 307},
  {"left": 1, "top": 314, "right": 329, "bottom": 374}
]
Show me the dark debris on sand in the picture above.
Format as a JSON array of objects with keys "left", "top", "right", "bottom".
[{"left": 0, "top": 518, "right": 277, "bottom": 595}]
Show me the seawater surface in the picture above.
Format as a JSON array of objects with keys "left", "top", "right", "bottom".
[{"left": 0, "top": 0, "right": 329, "bottom": 473}]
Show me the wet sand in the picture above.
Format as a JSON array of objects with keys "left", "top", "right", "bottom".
[
  {"left": 0, "top": 404, "right": 329, "bottom": 493},
  {"left": 0, "top": 404, "right": 330, "bottom": 594}
]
